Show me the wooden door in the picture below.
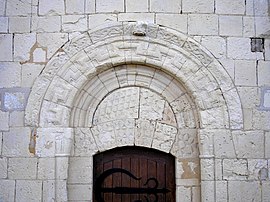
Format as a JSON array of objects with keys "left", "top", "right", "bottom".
[{"left": 93, "top": 146, "right": 175, "bottom": 202}]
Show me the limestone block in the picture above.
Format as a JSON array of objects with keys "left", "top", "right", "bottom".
[
  {"left": 228, "top": 181, "right": 261, "bottom": 201},
  {"left": 16, "top": 180, "right": 42, "bottom": 202},
  {"left": 32, "top": 48, "right": 46, "bottom": 63},
  {"left": 227, "top": 37, "right": 263, "bottom": 60},
  {"left": 238, "top": 87, "right": 259, "bottom": 108},
  {"left": 66, "top": 0, "right": 85, "bottom": 14},
  {"left": 36, "top": 128, "right": 73, "bottom": 157},
  {"left": 32, "top": 16, "right": 61, "bottom": 33},
  {"left": 0, "top": 132, "right": 2, "bottom": 154},
  {"left": 88, "top": 14, "right": 118, "bottom": 29},
  {"left": 0, "top": 17, "right": 8, "bottom": 33},
  {"left": 262, "top": 181, "right": 270, "bottom": 202},
  {"left": 0, "top": 0, "right": 5, "bottom": 15},
  {"left": 200, "top": 36, "right": 226, "bottom": 59},
  {"left": 223, "top": 159, "right": 248, "bottom": 180},
  {"left": 243, "top": 108, "right": 253, "bottom": 130},
  {"left": 192, "top": 187, "right": 200, "bottom": 202},
  {"left": 37, "top": 33, "right": 68, "bottom": 59},
  {"left": 118, "top": 13, "right": 155, "bottom": 23},
  {"left": 0, "top": 180, "right": 15, "bottom": 201},
  {"left": 200, "top": 107, "right": 229, "bottom": 129},
  {"left": 8, "top": 157, "right": 38, "bottom": 179},
  {"left": 68, "top": 184, "right": 92, "bottom": 201},
  {"left": 0, "top": 111, "right": 9, "bottom": 131},
  {"left": 74, "top": 128, "right": 98, "bottom": 156},
  {"left": 39, "top": 0, "right": 65, "bottom": 15},
  {"left": 140, "top": 88, "right": 165, "bottom": 120},
  {"left": 232, "top": 130, "right": 264, "bottom": 158},
  {"left": 38, "top": 158, "right": 55, "bottom": 179},
  {"left": 200, "top": 158, "right": 214, "bottom": 180},
  {"left": 198, "top": 129, "right": 214, "bottom": 157},
  {"left": 150, "top": 0, "right": 181, "bottom": 13},
  {"left": 243, "top": 17, "right": 255, "bottom": 37},
  {"left": 201, "top": 181, "right": 215, "bottom": 202},
  {"left": 85, "top": 0, "right": 95, "bottom": 13},
  {"left": 176, "top": 186, "right": 191, "bottom": 202},
  {"left": 1, "top": 88, "right": 30, "bottom": 111},
  {"left": 68, "top": 157, "right": 92, "bottom": 183},
  {"left": 2, "top": 127, "right": 31, "bottom": 157},
  {"left": 248, "top": 159, "right": 268, "bottom": 180},
  {"left": 215, "top": 159, "right": 222, "bottom": 180},
  {"left": 96, "top": 0, "right": 124, "bottom": 13},
  {"left": 114, "top": 119, "right": 135, "bottom": 147},
  {"left": 266, "top": 131, "right": 270, "bottom": 158},
  {"left": 6, "top": 0, "right": 32, "bottom": 16},
  {"left": 14, "top": 33, "right": 36, "bottom": 62},
  {"left": 126, "top": 0, "right": 148, "bottom": 12},
  {"left": 152, "top": 122, "right": 177, "bottom": 153},
  {"left": 219, "top": 58, "right": 234, "bottom": 79},
  {"left": 258, "top": 61, "right": 270, "bottom": 86},
  {"left": 135, "top": 119, "right": 155, "bottom": 147},
  {"left": 171, "top": 129, "right": 199, "bottom": 158},
  {"left": 188, "top": 14, "right": 218, "bottom": 35},
  {"left": 9, "top": 17, "right": 31, "bottom": 33},
  {"left": 21, "top": 63, "right": 44, "bottom": 87},
  {"left": 235, "top": 60, "right": 256, "bottom": 86},
  {"left": 43, "top": 180, "right": 68, "bottom": 202},
  {"left": 216, "top": 181, "right": 227, "bottom": 202},
  {"left": 265, "top": 39, "right": 270, "bottom": 61},
  {"left": 0, "top": 34, "right": 12, "bottom": 61},
  {"left": 182, "top": 0, "right": 214, "bottom": 13},
  {"left": 156, "top": 14, "right": 187, "bottom": 33},
  {"left": 219, "top": 16, "right": 243, "bottom": 37},
  {"left": 246, "top": 0, "right": 269, "bottom": 16},
  {"left": 0, "top": 157, "right": 7, "bottom": 178},
  {"left": 252, "top": 110, "right": 270, "bottom": 130},
  {"left": 216, "top": 0, "right": 245, "bottom": 14},
  {"left": 214, "top": 130, "right": 236, "bottom": 158},
  {"left": 256, "top": 17, "right": 270, "bottom": 37},
  {"left": 54, "top": 157, "right": 69, "bottom": 180},
  {"left": 62, "top": 15, "right": 88, "bottom": 32}
]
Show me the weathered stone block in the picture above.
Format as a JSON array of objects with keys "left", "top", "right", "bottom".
[
  {"left": 201, "top": 181, "right": 215, "bottom": 202},
  {"left": 126, "top": 0, "right": 148, "bottom": 12},
  {"left": 0, "top": 180, "right": 15, "bottom": 201},
  {"left": 243, "top": 17, "right": 255, "bottom": 37},
  {"left": 0, "top": 34, "right": 13, "bottom": 61},
  {"left": 16, "top": 180, "right": 42, "bottom": 202},
  {"left": 262, "top": 181, "right": 270, "bottom": 202},
  {"left": 216, "top": 181, "right": 227, "bottom": 202},
  {"left": 39, "top": 0, "right": 65, "bottom": 15},
  {"left": 96, "top": 0, "right": 124, "bottom": 13},
  {"left": 118, "top": 13, "right": 155, "bottom": 23},
  {"left": 219, "top": 15, "right": 242, "bottom": 36},
  {"left": 68, "top": 157, "right": 92, "bottom": 183},
  {"left": 232, "top": 130, "right": 264, "bottom": 158},
  {"left": 182, "top": 0, "right": 214, "bottom": 13},
  {"left": 150, "top": 0, "right": 181, "bottom": 13},
  {"left": 65, "top": 0, "right": 85, "bottom": 14},
  {"left": 85, "top": 0, "right": 95, "bottom": 13},
  {"left": 238, "top": 87, "right": 259, "bottom": 108},
  {"left": 89, "top": 14, "right": 117, "bottom": 29},
  {"left": 258, "top": 61, "right": 270, "bottom": 86},
  {"left": 8, "top": 157, "right": 38, "bottom": 179},
  {"left": 43, "top": 180, "right": 68, "bottom": 202},
  {"left": 227, "top": 37, "right": 263, "bottom": 60},
  {"left": 214, "top": 130, "right": 236, "bottom": 158},
  {"left": 266, "top": 131, "right": 270, "bottom": 158},
  {"left": 32, "top": 16, "right": 61, "bottom": 33},
  {"left": 14, "top": 33, "right": 36, "bottom": 62},
  {"left": 188, "top": 14, "right": 218, "bottom": 35},
  {"left": 37, "top": 33, "right": 68, "bottom": 59},
  {"left": 62, "top": 15, "right": 88, "bottom": 32},
  {"left": 223, "top": 159, "right": 248, "bottom": 180},
  {"left": 248, "top": 159, "right": 268, "bottom": 180},
  {"left": 0, "top": 157, "right": 7, "bottom": 178},
  {"left": 21, "top": 63, "right": 44, "bottom": 87},
  {"left": 0, "top": 63, "right": 21, "bottom": 88},
  {"left": 176, "top": 186, "right": 191, "bottom": 202},
  {"left": 216, "top": 0, "right": 245, "bottom": 14},
  {"left": 6, "top": 0, "right": 32, "bottom": 16},
  {"left": 235, "top": 60, "right": 256, "bottom": 86},
  {"left": 9, "top": 17, "right": 31, "bottom": 33},
  {"left": 252, "top": 110, "right": 270, "bottom": 130},
  {"left": 2, "top": 127, "right": 31, "bottom": 157},
  {"left": 228, "top": 181, "right": 261, "bottom": 201},
  {"left": 201, "top": 36, "right": 226, "bottom": 59},
  {"left": 246, "top": 0, "right": 269, "bottom": 16},
  {"left": 0, "top": 17, "right": 8, "bottom": 33},
  {"left": 255, "top": 17, "right": 270, "bottom": 37},
  {"left": 200, "top": 158, "right": 214, "bottom": 180},
  {"left": 0, "top": 111, "right": 9, "bottom": 131},
  {"left": 156, "top": 14, "right": 187, "bottom": 33},
  {"left": 38, "top": 158, "right": 55, "bottom": 179},
  {"left": 0, "top": 0, "right": 5, "bottom": 15},
  {"left": 67, "top": 184, "right": 92, "bottom": 201}
]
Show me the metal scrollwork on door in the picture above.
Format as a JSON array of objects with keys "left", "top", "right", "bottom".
[{"left": 94, "top": 168, "right": 170, "bottom": 202}]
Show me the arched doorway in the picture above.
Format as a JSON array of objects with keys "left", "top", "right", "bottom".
[{"left": 93, "top": 146, "right": 175, "bottom": 202}]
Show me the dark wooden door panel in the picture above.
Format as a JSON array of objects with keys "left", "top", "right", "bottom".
[{"left": 93, "top": 146, "right": 175, "bottom": 202}]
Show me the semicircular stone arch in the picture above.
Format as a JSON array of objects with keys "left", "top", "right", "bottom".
[{"left": 25, "top": 22, "right": 243, "bottom": 201}]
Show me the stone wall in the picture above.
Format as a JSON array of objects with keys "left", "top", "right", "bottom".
[{"left": 0, "top": 0, "right": 270, "bottom": 201}]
